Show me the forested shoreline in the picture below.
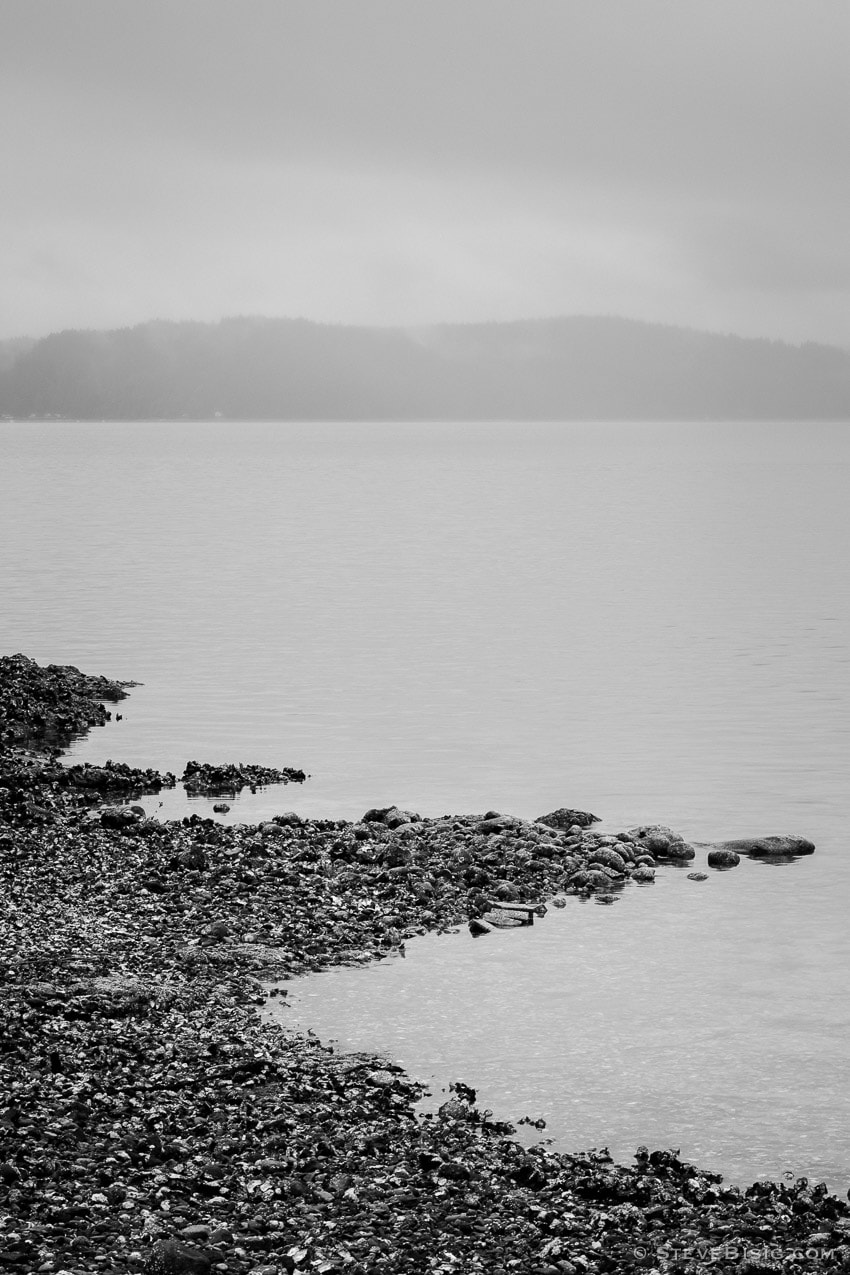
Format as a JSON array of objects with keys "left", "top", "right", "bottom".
[{"left": 2, "top": 315, "right": 848, "bottom": 421}]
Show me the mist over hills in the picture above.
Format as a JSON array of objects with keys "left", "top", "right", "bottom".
[{"left": 1, "top": 315, "right": 848, "bottom": 420}]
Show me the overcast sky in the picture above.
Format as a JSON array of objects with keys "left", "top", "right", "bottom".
[{"left": 2, "top": 0, "right": 848, "bottom": 345}]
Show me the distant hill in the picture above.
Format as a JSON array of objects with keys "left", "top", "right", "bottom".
[
  {"left": 1, "top": 315, "right": 848, "bottom": 420},
  {"left": 0, "top": 335, "right": 37, "bottom": 378}
]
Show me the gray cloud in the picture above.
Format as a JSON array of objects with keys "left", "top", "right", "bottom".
[{"left": 1, "top": 0, "right": 848, "bottom": 343}]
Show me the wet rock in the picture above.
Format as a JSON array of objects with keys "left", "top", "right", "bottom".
[
  {"left": 712, "top": 835, "right": 815, "bottom": 857},
  {"left": 707, "top": 848, "right": 741, "bottom": 868},
  {"left": 468, "top": 918, "right": 491, "bottom": 936},
  {"left": 628, "top": 823, "right": 683, "bottom": 850},
  {"left": 100, "top": 805, "right": 139, "bottom": 829},
  {"left": 631, "top": 865, "right": 656, "bottom": 882},
  {"left": 0, "top": 652, "right": 132, "bottom": 747},
  {"left": 663, "top": 841, "right": 696, "bottom": 861},
  {"left": 536, "top": 806, "right": 600, "bottom": 829},
  {"left": 687, "top": 871, "right": 709, "bottom": 881},
  {"left": 182, "top": 760, "right": 305, "bottom": 795},
  {"left": 588, "top": 846, "right": 627, "bottom": 874},
  {"left": 484, "top": 911, "right": 524, "bottom": 927}
]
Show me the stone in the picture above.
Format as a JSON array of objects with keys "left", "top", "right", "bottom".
[
  {"left": 687, "top": 872, "right": 709, "bottom": 881},
  {"left": 274, "top": 810, "right": 303, "bottom": 826},
  {"left": 145, "top": 1239, "right": 212, "bottom": 1273},
  {"left": 588, "top": 847, "right": 627, "bottom": 874},
  {"left": 384, "top": 806, "right": 420, "bottom": 829},
  {"left": 100, "top": 805, "right": 138, "bottom": 830},
  {"left": 484, "top": 911, "right": 524, "bottom": 927},
  {"left": 711, "top": 835, "right": 815, "bottom": 857},
  {"left": 707, "top": 848, "right": 740, "bottom": 868},
  {"left": 535, "top": 807, "right": 600, "bottom": 829},
  {"left": 631, "top": 865, "right": 656, "bottom": 882},
  {"left": 179, "top": 1225, "right": 210, "bottom": 1242},
  {"left": 663, "top": 841, "right": 696, "bottom": 861},
  {"left": 362, "top": 806, "right": 394, "bottom": 823},
  {"left": 468, "top": 918, "right": 491, "bottom": 937},
  {"left": 477, "top": 814, "right": 523, "bottom": 834},
  {"left": 628, "top": 824, "right": 683, "bottom": 846}
]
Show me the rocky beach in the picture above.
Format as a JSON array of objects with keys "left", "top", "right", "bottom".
[{"left": 1, "top": 654, "right": 846, "bottom": 1275}]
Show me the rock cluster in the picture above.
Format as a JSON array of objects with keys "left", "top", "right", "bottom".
[
  {"left": 1, "top": 655, "right": 839, "bottom": 1275},
  {"left": 182, "top": 762, "right": 307, "bottom": 796},
  {"left": 0, "top": 653, "right": 133, "bottom": 747}
]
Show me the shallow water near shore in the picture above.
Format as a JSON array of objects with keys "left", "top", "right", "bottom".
[
  {"left": 269, "top": 850, "right": 850, "bottom": 1193},
  {"left": 2, "top": 417, "right": 849, "bottom": 1189}
]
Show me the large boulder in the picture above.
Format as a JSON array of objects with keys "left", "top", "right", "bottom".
[{"left": 711, "top": 835, "right": 815, "bottom": 857}]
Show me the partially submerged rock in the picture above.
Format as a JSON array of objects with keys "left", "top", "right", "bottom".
[
  {"left": 707, "top": 847, "right": 741, "bottom": 868},
  {"left": 712, "top": 835, "right": 815, "bottom": 857},
  {"left": 182, "top": 759, "right": 306, "bottom": 794}
]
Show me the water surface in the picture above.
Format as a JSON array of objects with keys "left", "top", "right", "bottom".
[{"left": 1, "top": 418, "right": 848, "bottom": 1187}]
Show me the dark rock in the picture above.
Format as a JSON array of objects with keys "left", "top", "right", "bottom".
[
  {"left": 362, "top": 806, "right": 394, "bottom": 823},
  {"left": 100, "top": 805, "right": 139, "bottom": 829},
  {"left": 663, "top": 841, "right": 696, "bottom": 861},
  {"left": 212, "top": 803, "right": 230, "bottom": 813},
  {"left": 536, "top": 806, "right": 600, "bottom": 829},
  {"left": 477, "top": 813, "right": 523, "bottom": 834},
  {"left": 585, "top": 868, "right": 615, "bottom": 890},
  {"left": 182, "top": 759, "right": 305, "bottom": 795},
  {"left": 145, "top": 1239, "right": 212, "bottom": 1273},
  {"left": 384, "top": 806, "right": 420, "bottom": 828},
  {"left": 707, "top": 848, "right": 741, "bottom": 868},
  {"left": 588, "top": 847, "right": 627, "bottom": 874},
  {"left": 628, "top": 824, "right": 683, "bottom": 850},
  {"left": 712, "top": 835, "right": 815, "bottom": 857},
  {"left": 468, "top": 918, "right": 491, "bottom": 937}
]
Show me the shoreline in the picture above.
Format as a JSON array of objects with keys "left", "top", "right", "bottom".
[{"left": 1, "top": 654, "right": 846, "bottom": 1274}]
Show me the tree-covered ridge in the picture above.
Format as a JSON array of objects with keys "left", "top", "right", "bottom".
[{"left": 1, "top": 314, "right": 848, "bottom": 420}]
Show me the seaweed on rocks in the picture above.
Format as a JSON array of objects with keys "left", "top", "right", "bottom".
[{"left": 0, "top": 654, "right": 841, "bottom": 1275}]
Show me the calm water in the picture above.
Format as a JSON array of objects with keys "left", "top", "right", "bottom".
[{"left": 1, "top": 419, "right": 849, "bottom": 1188}]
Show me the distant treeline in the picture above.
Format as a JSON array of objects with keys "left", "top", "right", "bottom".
[{"left": 1, "top": 314, "right": 849, "bottom": 420}]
